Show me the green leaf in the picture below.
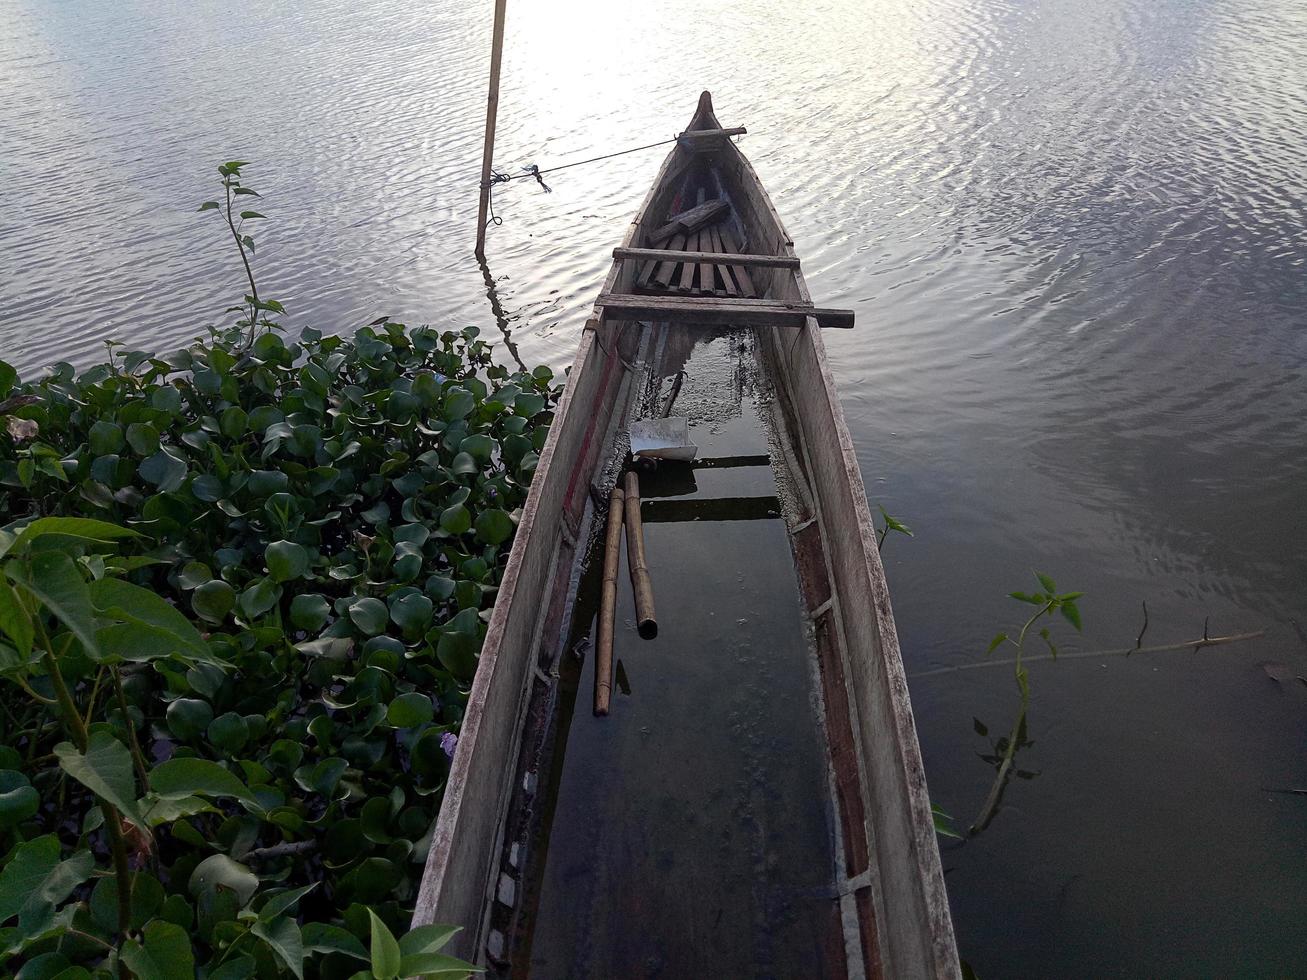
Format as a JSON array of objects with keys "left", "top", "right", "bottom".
[
  {"left": 90, "top": 871, "right": 163, "bottom": 932},
  {"left": 349, "top": 598, "right": 388, "bottom": 636},
  {"left": 0, "top": 573, "right": 34, "bottom": 664},
  {"left": 9, "top": 551, "right": 100, "bottom": 658},
  {"left": 239, "top": 578, "right": 280, "bottom": 619},
  {"left": 514, "top": 392, "right": 545, "bottom": 418},
  {"left": 192, "top": 579, "right": 236, "bottom": 624},
  {"left": 0, "top": 836, "right": 94, "bottom": 936},
  {"left": 198, "top": 201, "right": 220, "bottom": 211},
  {"left": 0, "top": 770, "right": 38, "bottom": 828},
  {"left": 5, "top": 516, "right": 138, "bottom": 557},
  {"left": 439, "top": 504, "right": 471, "bottom": 535},
  {"left": 398, "top": 924, "right": 460, "bottom": 958},
  {"left": 387, "top": 692, "right": 434, "bottom": 728},
  {"left": 1007, "top": 591, "right": 1042, "bottom": 605},
  {"left": 0, "top": 359, "right": 15, "bottom": 398},
  {"left": 399, "top": 952, "right": 478, "bottom": 977},
  {"left": 119, "top": 919, "right": 195, "bottom": 980},
  {"left": 139, "top": 448, "right": 188, "bottom": 492},
  {"left": 151, "top": 757, "right": 257, "bottom": 805},
  {"left": 1061, "top": 600, "right": 1082, "bottom": 631},
  {"left": 188, "top": 854, "right": 258, "bottom": 905},
  {"left": 985, "top": 632, "right": 1008, "bottom": 655},
  {"left": 207, "top": 711, "right": 250, "bottom": 753},
  {"left": 88, "top": 420, "right": 125, "bottom": 455},
  {"left": 474, "top": 508, "right": 513, "bottom": 545},
  {"left": 368, "top": 909, "right": 403, "bottom": 979},
  {"left": 177, "top": 562, "right": 212, "bottom": 589},
  {"left": 931, "top": 803, "right": 961, "bottom": 840},
  {"left": 389, "top": 593, "right": 433, "bottom": 635},
  {"left": 91, "top": 577, "right": 209, "bottom": 660},
  {"left": 303, "top": 922, "right": 368, "bottom": 960},
  {"left": 165, "top": 698, "right": 214, "bottom": 741},
  {"left": 126, "top": 422, "right": 160, "bottom": 456},
  {"left": 1035, "top": 571, "right": 1057, "bottom": 594},
  {"left": 252, "top": 915, "right": 305, "bottom": 980},
  {"left": 239, "top": 211, "right": 266, "bottom": 220},
  {"left": 266, "top": 540, "right": 309, "bottom": 582},
  {"left": 54, "top": 732, "right": 147, "bottom": 828},
  {"left": 289, "top": 593, "right": 330, "bottom": 631}
]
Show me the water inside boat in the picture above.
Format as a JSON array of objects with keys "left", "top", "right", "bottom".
[{"left": 490, "top": 328, "right": 851, "bottom": 977}]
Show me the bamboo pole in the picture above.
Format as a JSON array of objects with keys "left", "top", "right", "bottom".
[
  {"left": 595, "top": 486, "right": 624, "bottom": 716},
  {"left": 623, "top": 471, "right": 657, "bottom": 638},
  {"left": 474, "top": 0, "right": 508, "bottom": 259}
]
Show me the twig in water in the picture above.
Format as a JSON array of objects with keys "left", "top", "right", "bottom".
[
  {"left": 910, "top": 629, "right": 1266, "bottom": 680},
  {"left": 1136, "top": 601, "right": 1149, "bottom": 650},
  {"left": 1262, "top": 787, "right": 1307, "bottom": 796}
]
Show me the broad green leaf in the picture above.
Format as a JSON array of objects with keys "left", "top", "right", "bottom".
[
  {"left": 368, "top": 909, "right": 402, "bottom": 979},
  {"left": 139, "top": 448, "right": 188, "bottom": 492},
  {"left": 1061, "top": 601, "right": 1082, "bottom": 631},
  {"left": 5, "top": 517, "right": 138, "bottom": 557},
  {"left": 188, "top": 854, "right": 258, "bottom": 905},
  {"left": 0, "top": 836, "right": 94, "bottom": 936},
  {"left": 387, "top": 692, "right": 434, "bottom": 728},
  {"left": 1035, "top": 571, "right": 1057, "bottom": 594},
  {"left": 289, "top": 593, "right": 330, "bottom": 631},
  {"left": 54, "top": 732, "right": 147, "bottom": 828},
  {"left": 90, "top": 871, "right": 163, "bottom": 932},
  {"left": 398, "top": 924, "right": 460, "bottom": 958},
  {"left": 91, "top": 577, "right": 208, "bottom": 655},
  {"left": 439, "top": 504, "right": 470, "bottom": 535},
  {"left": 389, "top": 593, "right": 433, "bottom": 635},
  {"left": 119, "top": 919, "right": 195, "bottom": 980},
  {"left": 349, "top": 598, "right": 388, "bottom": 636},
  {"left": 398, "top": 952, "right": 479, "bottom": 977},
  {"left": 177, "top": 561, "right": 212, "bottom": 589},
  {"left": 0, "top": 574, "right": 33, "bottom": 662},
  {"left": 302, "top": 922, "right": 368, "bottom": 960},
  {"left": 0, "top": 770, "right": 38, "bottom": 829},
  {"left": 252, "top": 915, "right": 305, "bottom": 980},
  {"left": 150, "top": 757, "right": 257, "bottom": 804},
  {"left": 88, "top": 420, "right": 125, "bottom": 455},
  {"left": 207, "top": 711, "right": 250, "bottom": 753},
  {"left": 192, "top": 579, "right": 235, "bottom": 623},
  {"left": 239, "top": 578, "right": 280, "bottom": 619},
  {"left": 266, "top": 540, "right": 309, "bottom": 582},
  {"left": 474, "top": 508, "right": 513, "bottom": 545}
]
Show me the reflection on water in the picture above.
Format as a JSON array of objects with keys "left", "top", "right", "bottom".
[{"left": 4, "top": 0, "right": 1307, "bottom": 973}]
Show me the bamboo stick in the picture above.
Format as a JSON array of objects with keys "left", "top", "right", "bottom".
[
  {"left": 474, "top": 0, "right": 509, "bottom": 258},
  {"left": 623, "top": 471, "right": 657, "bottom": 639},
  {"left": 595, "top": 486, "right": 624, "bottom": 716}
]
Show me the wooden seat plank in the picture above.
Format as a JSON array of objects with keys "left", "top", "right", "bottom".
[
  {"left": 597, "top": 292, "right": 854, "bottom": 329},
  {"left": 652, "top": 233, "right": 685, "bottom": 289},
  {"left": 720, "top": 227, "right": 757, "bottom": 298}
]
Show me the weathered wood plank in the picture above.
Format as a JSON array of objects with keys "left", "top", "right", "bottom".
[
  {"left": 719, "top": 226, "right": 758, "bottom": 298},
  {"left": 708, "top": 225, "right": 739, "bottom": 297},
  {"left": 677, "top": 126, "right": 748, "bottom": 149},
  {"left": 613, "top": 247, "right": 799, "bottom": 269},
  {"left": 598, "top": 293, "right": 854, "bottom": 329},
  {"left": 677, "top": 230, "right": 697, "bottom": 294},
  {"left": 648, "top": 199, "right": 729, "bottom": 244},
  {"left": 652, "top": 233, "right": 685, "bottom": 289}
]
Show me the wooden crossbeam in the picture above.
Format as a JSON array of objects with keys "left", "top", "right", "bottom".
[
  {"left": 614, "top": 247, "right": 800, "bottom": 269},
  {"left": 677, "top": 127, "right": 747, "bottom": 144},
  {"left": 597, "top": 293, "right": 854, "bottom": 329}
]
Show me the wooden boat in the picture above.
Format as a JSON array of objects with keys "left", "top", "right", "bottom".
[{"left": 413, "top": 92, "right": 959, "bottom": 978}]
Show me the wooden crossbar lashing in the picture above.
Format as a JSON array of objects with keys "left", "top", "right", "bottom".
[
  {"left": 614, "top": 247, "right": 800, "bottom": 269},
  {"left": 597, "top": 293, "right": 855, "bottom": 329}
]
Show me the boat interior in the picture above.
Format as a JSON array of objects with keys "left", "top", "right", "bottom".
[{"left": 413, "top": 92, "right": 956, "bottom": 979}]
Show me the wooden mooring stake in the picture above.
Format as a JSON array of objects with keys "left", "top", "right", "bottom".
[{"left": 474, "top": 0, "right": 509, "bottom": 259}]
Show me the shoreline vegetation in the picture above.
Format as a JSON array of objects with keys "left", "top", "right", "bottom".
[{"left": 0, "top": 164, "right": 546, "bottom": 977}]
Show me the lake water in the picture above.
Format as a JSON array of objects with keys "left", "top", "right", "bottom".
[{"left": 4, "top": 0, "right": 1306, "bottom": 974}]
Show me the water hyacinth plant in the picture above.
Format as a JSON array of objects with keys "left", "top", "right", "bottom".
[{"left": 0, "top": 163, "right": 557, "bottom": 977}]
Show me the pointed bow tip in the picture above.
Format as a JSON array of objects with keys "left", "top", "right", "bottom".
[{"left": 697, "top": 90, "right": 714, "bottom": 114}]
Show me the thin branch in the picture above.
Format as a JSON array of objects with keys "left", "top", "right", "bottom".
[
  {"left": 909, "top": 630, "right": 1266, "bottom": 680},
  {"left": 1135, "top": 600, "right": 1149, "bottom": 649}
]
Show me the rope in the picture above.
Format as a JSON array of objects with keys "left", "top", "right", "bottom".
[{"left": 479, "top": 130, "right": 745, "bottom": 230}]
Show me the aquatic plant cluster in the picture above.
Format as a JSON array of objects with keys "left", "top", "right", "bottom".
[{"left": 0, "top": 312, "right": 556, "bottom": 975}]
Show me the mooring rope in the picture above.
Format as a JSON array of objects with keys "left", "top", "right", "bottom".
[{"left": 480, "top": 130, "right": 744, "bottom": 229}]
